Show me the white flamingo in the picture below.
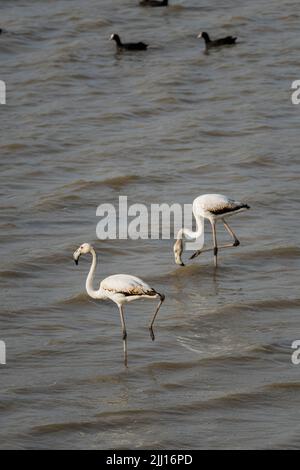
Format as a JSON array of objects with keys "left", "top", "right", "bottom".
[
  {"left": 174, "top": 194, "right": 250, "bottom": 267},
  {"left": 73, "top": 243, "right": 165, "bottom": 366}
]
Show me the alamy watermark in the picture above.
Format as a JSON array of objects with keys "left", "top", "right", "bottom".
[
  {"left": 291, "top": 340, "right": 300, "bottom": 365},
  {"left": 291, "top": 81, "right": 300, "bottom": 105},
  {"left": 0, "top": 341, "right": 6, "bottom": 365},
  {"left": 96, "top": 196, "right": 205, "bottom": 251},
  {"left": 0, "top": 80, "right": 6, "bottom": 105}
]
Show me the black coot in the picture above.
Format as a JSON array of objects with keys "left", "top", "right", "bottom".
[
  {"left": 198, "top": 32, "right": 237, "bottom": 49},
  {"left": 140, "top": 0, "right": 168, "bottom": 6},
  {"left": 110, "top": 34, "right": 148, "bottom": 51}
]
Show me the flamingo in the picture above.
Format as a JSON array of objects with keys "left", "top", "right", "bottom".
[
  {"left": 73, "top": 243, "right": 165, "bottom": 366},
  {"left": 174, "top": 194, "right": 250, "bottom": 268}
]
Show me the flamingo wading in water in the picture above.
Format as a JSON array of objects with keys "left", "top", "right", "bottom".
[
  {"left": 174, "top": 194, "right": 250, "bottom": 267},
  {"left": 73, "top": 243, "right": 165, "bottom": 366}
]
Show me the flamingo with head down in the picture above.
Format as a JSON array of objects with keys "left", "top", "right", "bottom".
[{"left": 174, "top": 194, "right": 250, "bottom": 268}]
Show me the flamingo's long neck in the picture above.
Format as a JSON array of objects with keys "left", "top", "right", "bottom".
[
  {"left": 86, "top": 248, "right": 99, "bottom": 299},
  {"left": 178, "top": 212, "right": 205, "bottom": 241}
]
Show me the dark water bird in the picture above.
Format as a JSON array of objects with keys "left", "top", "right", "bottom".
[
  {"left": 198, "top": 32, "right": 237, "bottom": 49},
  {"left": 110, "top": 33, "right": 148, "bottom": 51},
  {"left": 0, "top": 29, "right": 3, "bottom": 35},
  {"left": 140, "top": 0, "right": 168, "bottom": 7}
]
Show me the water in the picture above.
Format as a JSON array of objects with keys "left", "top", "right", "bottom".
[{"left": 1, "top": 0, "right": 300, "bottom": 450}]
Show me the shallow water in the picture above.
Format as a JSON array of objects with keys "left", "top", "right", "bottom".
[{"left": 1, "top": 0, "right": 300, "bottom": 450}]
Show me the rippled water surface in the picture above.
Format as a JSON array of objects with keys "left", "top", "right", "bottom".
[{"left": 1, "top": 0, "right": 300, "bottom": 450}]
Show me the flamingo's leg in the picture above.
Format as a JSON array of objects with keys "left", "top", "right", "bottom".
[
  {"left": 211, "top": 220, "right": 218, "bottom": 267},
  {"left": 223, "top": 219, "right": 240, "bottom": 246},
  {"left": 149, "top": 294, "right": 165, "bottom": 341},
  {"left": 190, "top": 243, "right": 234, "bottom": 260},
  {"left": 118, "top": 305, "right": 128, "bottom": 367}
]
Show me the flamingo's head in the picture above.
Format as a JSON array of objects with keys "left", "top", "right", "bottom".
[
  {"left": 73, "top": 243, "right": 92, "bottom": 265},
  {"left": 173, "top": 239, "right": 185, "bottom": 267}
]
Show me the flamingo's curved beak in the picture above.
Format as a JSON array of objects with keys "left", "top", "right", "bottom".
[
  {"left": 73, "top": 249, "right": 81, "bottom": 266},
  {"left": 173, "top": 239, "right": 185, "bottom": 266}
]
